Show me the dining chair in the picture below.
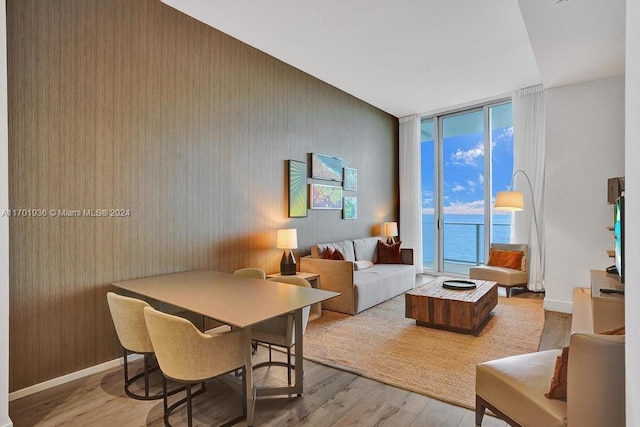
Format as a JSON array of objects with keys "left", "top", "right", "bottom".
[
  {"left": 233, "top": 267, "right": 267, "bottom": 280},
  {"left": 106, "top": 292, "right": 165, "bottom": 400},
  {"left": 143, "top": 306, "right": 250, "bottom": 427},
  {"left": 251, "top": 276, "right": 311, "bottom": 390}
]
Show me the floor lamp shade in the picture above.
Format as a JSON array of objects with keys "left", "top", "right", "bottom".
[
  {"left": 495, "top": 191, "right": 524, "bottom": 211},
  {"left": 277, "top": 228, "right": 298, "bottom": 275}
]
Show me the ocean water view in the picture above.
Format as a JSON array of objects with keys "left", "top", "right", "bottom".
[{"left": 422, "top": 213, "right": 513, "bottom": 269}]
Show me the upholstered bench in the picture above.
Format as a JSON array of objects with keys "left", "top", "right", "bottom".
[{"left": 469, "top": 243, "right": 528, "bottom": 297}]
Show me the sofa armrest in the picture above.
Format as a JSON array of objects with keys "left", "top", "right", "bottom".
[
  {"left": 299, "top": 257, "right": 356, "bottom": 315},
  {"left": 567, "top": 332, "right": 625, "bottom": 427},
  {"left": 401, "top": 248, "right": 413, "bottom": 265}
]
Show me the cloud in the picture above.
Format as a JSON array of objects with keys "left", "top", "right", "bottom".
[
  {"left": 444, "top": 199, "right": 485, "bottom": 214},
  {"left": 451, "top": 184, "right": 465, "bottom": 192},
  {"left": 478, "top": 174, "right": 484, "bottom": 184},
  {"left": 451, "top": 141, "right": 485, "bottom": 166}
]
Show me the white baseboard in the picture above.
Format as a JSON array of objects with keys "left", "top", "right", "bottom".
[
  {"left": 8, "top": 354, "right": 141, "bottom": 402},
  {"left": 543, "top": 297, "right": 573, "bottom": 314}
]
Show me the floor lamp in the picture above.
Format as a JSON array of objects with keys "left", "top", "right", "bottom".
[{"left": 494, "top": 169, "right": 542, "bottom": 277}]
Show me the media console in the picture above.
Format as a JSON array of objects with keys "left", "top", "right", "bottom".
[{"left": 573, "top": 269, "right": 625, "bottom": 333}]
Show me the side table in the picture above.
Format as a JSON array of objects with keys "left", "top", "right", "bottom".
[{"left": 267, "top": 272, "right": 322, "bottom": 320}]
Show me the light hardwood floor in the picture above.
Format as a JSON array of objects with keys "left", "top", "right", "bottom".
[{"left": 9, "top": 278, "right": 571, "bottom": 427}]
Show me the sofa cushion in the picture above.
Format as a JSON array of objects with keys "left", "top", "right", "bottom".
[
  {"left": 376, "top": 240, "right": 403, "bottom": 264},
  {"left": 353, "top": 237, "right": 381, "bottom": 262},
  {"left": 354, "top": 260, "right": 374, "bottom": 271},
  {"left": 353, "top": 264, "right": 415, "bottom": 313},
  {"left": 312, "top": 240, "right": 355, "bottom": 261}
]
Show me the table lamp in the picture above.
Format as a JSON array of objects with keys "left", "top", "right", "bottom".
[
  {"left": 277, "top": 228, "right": 298, "bottom": 275},
  {"left": 383, "top": 222, "right": 398, "bottom": 244}
]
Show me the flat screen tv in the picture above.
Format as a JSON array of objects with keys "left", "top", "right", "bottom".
[{"left": 614, "top": 195, "right": 625, "bottom": 283}]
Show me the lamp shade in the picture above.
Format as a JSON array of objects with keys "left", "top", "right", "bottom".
[
  {"left": 495, "top": 191, "right": 524, "bottom": 211},
  {"left": 276, "top": 228, "right": 298, "bottom": 249},
  {"left": 383, "top": 222, "right": 398, "bottom": 237}
]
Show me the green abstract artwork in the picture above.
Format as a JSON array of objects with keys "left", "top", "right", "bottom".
[
  {"left": 343, "top": 196, "right": 357, "bottom": 219},
  {"left": 288, "top": 160, "right": 307, "bottom": 217}
]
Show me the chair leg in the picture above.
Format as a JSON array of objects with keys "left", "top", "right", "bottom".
[
  {"left": 268, "top": 344, "right": 272, "bottom": 363},
  {"left": 475, "top": 395, "right": 485, "bottom": 426},
  {"left": 187, "top": 384, "right": 193, "bottom": 427},
  {"left": 162, "top": 376, "right": 169, "bottom": 426},
  {"left": 143, "top": 353, "right": 150, "bottom": 398},
  {"left": 123, "top": 348, "right": 129, "bottom": 396},
  {"left": 287, "top": 347, "right": 292, "bottom": 387}
]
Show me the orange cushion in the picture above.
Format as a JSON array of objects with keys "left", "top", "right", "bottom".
[
  {"left": 377, "top": 240, "right": 402, "bottom": 264},
  {"left": 545, "top": 346, "right": 569, "bottom": 400},
  {"left": 600, "top": 325, "right": 625, "bottom": 335},
  {"left": 487, "top": 249, "right": 523, "bottom": 270}
]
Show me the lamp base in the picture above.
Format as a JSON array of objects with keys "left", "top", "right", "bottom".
[
  {"left": 280, "top": 251, "right": 297, "bottom": 276},
  {"left": 386, "top": 237, "right": 396, "bottom": 245}
]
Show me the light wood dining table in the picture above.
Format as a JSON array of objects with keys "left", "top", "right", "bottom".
[{"left": 111, "top": 269, "right": 339, "bottom": 426}]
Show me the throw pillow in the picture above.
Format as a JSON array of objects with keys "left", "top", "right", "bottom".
[
  {"left": 376, "top": 240, "right": 403, "bottom": 264},
  {"left": 323, "top": 248, "right": 345, "bottom": 261},
  {"left": 545, "top": 346, "right": 569, "bottom": 400},
  {"left": 600, "top": 325, "right": 625, "bottom": 335},
  {"left": 354, "top": 260, "right": 374, "bottom": 271},
  {"left": 487, "top": 249, "right": 523, "bottom": 270},
  {"left": 323, "top": 248, "right": 334, "bottom": 259}
]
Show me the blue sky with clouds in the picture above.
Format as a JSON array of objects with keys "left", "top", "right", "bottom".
[{"left": 421, "top": 105, "right": 514, "bottom": 215}]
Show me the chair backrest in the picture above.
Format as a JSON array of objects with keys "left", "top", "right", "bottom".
[
  {"left": 233, "top": 268, "right": 267, "bottom": 280},
  {"left": 490, "top": 243, "right": 528, "bottom": 272},
  {"left": 267, "top": 276, "right": 312, "bottom": 336},
  {"left": 567, "top": 333, "right": 625, "bottom": 427},
  {"left": 106, "top": 292, "right": 154, "bottom": 354},
  {"left": 143, "top": 306, "right": 248, "bottom": 382}
]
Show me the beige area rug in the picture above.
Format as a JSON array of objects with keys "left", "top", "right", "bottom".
[{"left": 302, "top": 290, "right": 544, "bottom": 409}]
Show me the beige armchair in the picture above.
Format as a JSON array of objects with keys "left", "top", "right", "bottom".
[
  {"left": 469, "top": 243, "right": 528, "bottom": 297},
  {"left": 476, "top": 332, "right": 625, "bottom": 427},
  {"left": 143, "top": 306, "right": 251, "bottom": 427},
  {"left": 251, "top": 275, "right": 311, "bottom": 391}
]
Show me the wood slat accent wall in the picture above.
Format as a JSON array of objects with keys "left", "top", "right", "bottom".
[{"left": 6, "top": 0, "right": 398, "bottom": 391}]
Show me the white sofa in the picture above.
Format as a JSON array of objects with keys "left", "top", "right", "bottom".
[{"left": 299, "top": 237, "right": 415, "bottom": 315}]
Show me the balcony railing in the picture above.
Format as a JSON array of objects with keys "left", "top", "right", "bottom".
[{"left": 422, "top": 219, "right": 512, "bottom": 273}]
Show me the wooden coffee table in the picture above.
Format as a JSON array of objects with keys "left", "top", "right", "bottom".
[{"left": 405, "top": 277, "right": 498, "bottom": 333}]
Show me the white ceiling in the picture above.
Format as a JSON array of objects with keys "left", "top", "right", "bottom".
[{"left": 160, "top": 0, "right": 625, "bottom": 118}]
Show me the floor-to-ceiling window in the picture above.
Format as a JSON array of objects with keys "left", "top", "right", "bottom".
[{"left": 421, "top": 100, "right": 513, "bottom": 275}]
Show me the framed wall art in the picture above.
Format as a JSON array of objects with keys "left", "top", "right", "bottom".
[
  {"left": 343, "top": 167, "right": 357, "bottom": 191},
  {"left": 343, "top": 196, "right": 357, "bottom": 219},
  {"left": 311, "top": 153, "right": 343, "bottom": 182},
  {"left": 288, "top": 160, "right": 308, "bottom": 217},
  {"left": 310, "top": 183, "right": 343, "bottom": 209}
]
